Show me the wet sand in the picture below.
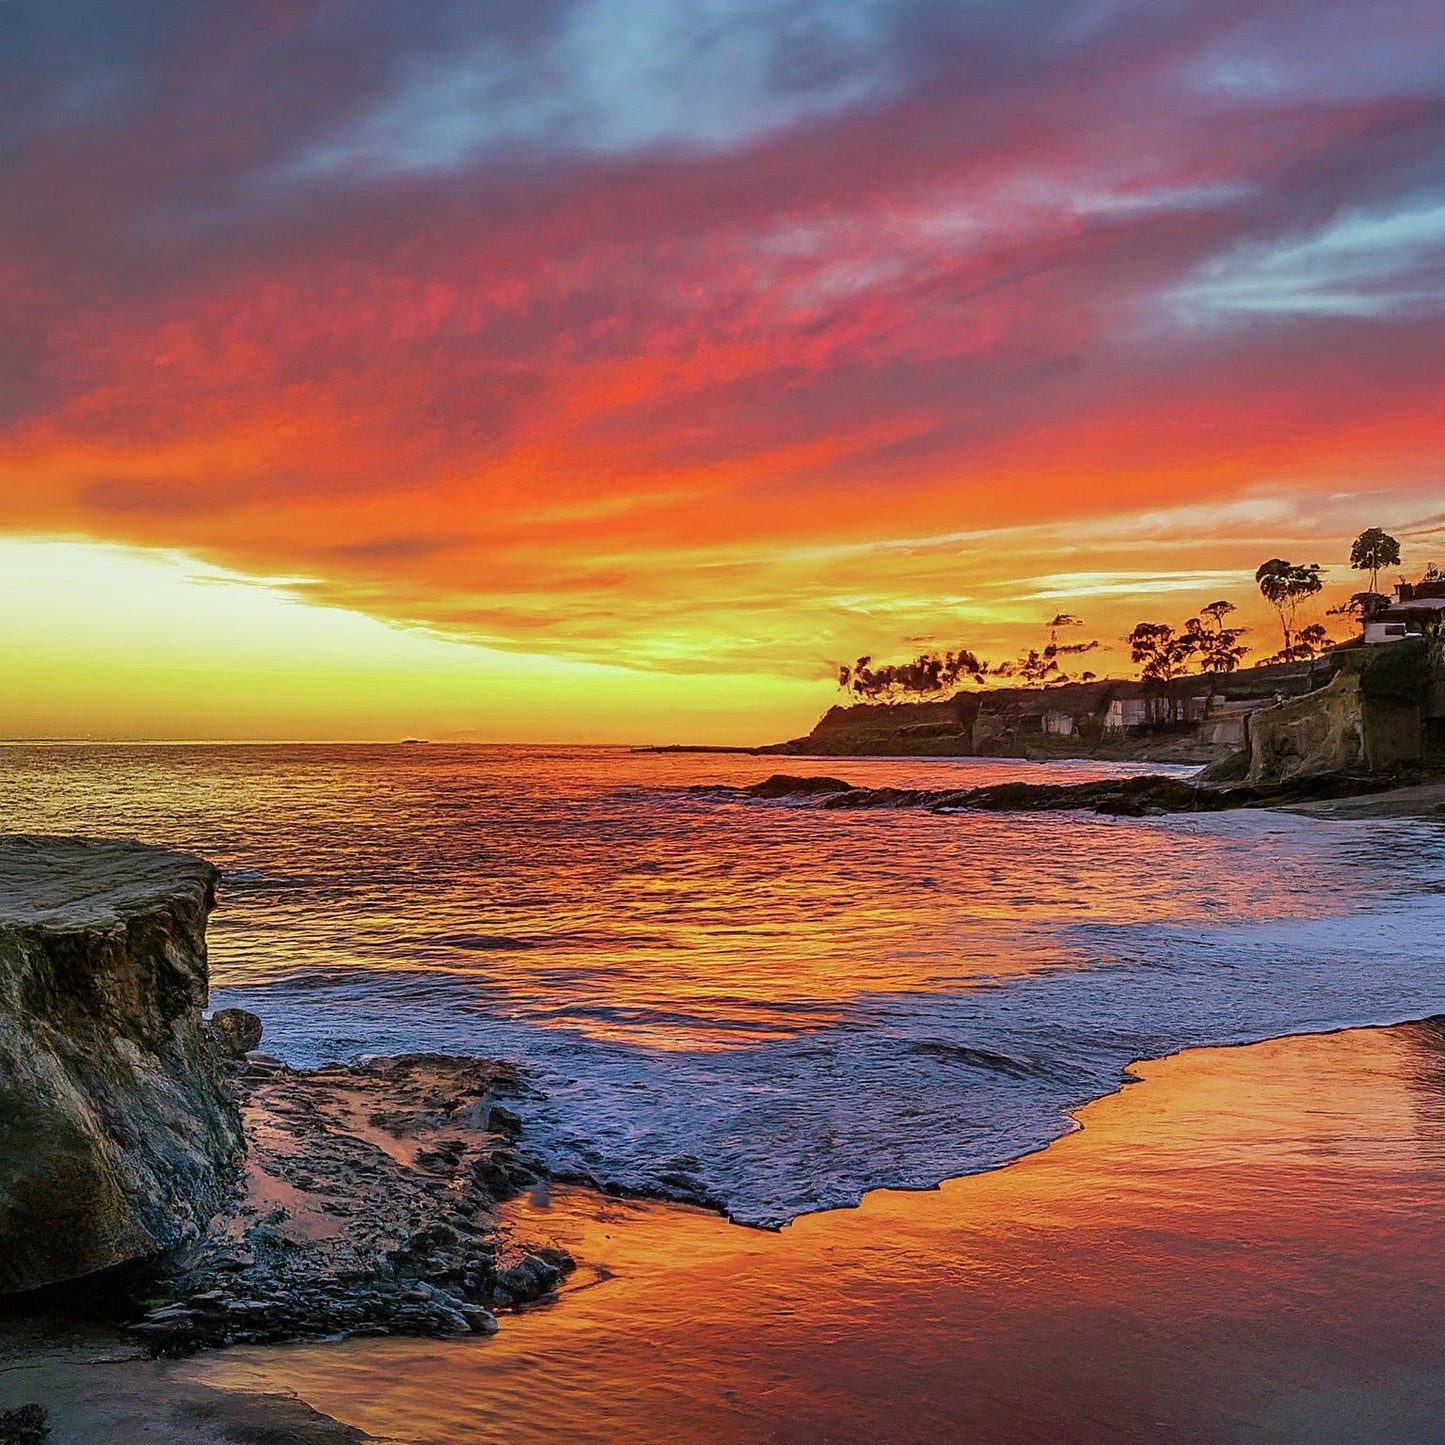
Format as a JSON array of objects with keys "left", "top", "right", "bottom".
[{"left": 176, "top": 1021, "right": 1445, "bottom": 1444}]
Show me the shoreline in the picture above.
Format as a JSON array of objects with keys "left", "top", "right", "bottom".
[
  {"left": 7, "top": 1015, "right": 1445, "bottom": 1440},
  {"left": 183, "top": 1016, "right": 1445, "bottom": 1443},
  {"left": 4, "top": 775, "right": 1443, "bottom": 1440}
]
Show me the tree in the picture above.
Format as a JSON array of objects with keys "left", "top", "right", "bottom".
[
  {"left": 1046, "top": 612, "right": 1100, "bottom": 662},
  {"left": 1260, "top": 622, "right": 1338, "bottom": 665},
  {"left": 1328, "top": 590, "right": 1390, "bottom": 630},
  {"left": 1126, "top": 622, "right": 1194, "bottom": 723},
  {"left": 994, "top": 615, "right": 1099, "bottom": 686},
  {"left": 1256, "top": 558, "right": 1324, "bottom": 657},
  {"left": 1349, "top": 527, "right": 1401, "bottom": 596},
  {"left": 1291, "top": 623, "right": 1334, "bottom": 659},
  {"left": 1126, "top": 623, "right": 1192, "bottom": 684},
  {"left": 838, "top": 647, "right": 989, "bottom": 703},
  {"left": 1006, "top": 649, "right": 1061, "bottom": 686},
  {"left": 1182, "top": 600, "right": 1250, "bottom": 674}
]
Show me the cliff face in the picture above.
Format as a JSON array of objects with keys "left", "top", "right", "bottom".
[
  {"left": 767, "top": 669, "right": 1320, "bottom": 763},
  {"left": 778, "top": 696, "right": 980, "bottom": 756},
  {"left": 0, "top": 836, "right": 242, "bottom": 1293},
  {"left": 1246, "top": 640, "right": 1437, "bottom": 786}
]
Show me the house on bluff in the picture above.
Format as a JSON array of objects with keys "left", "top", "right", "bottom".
[{"left": 1364, "top": 578, "right": 1445, "bottom": 645}]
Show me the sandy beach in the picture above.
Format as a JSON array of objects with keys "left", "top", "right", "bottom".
[{"left": 65, "top": 1019, "right": 1425, "bottom": 1443}]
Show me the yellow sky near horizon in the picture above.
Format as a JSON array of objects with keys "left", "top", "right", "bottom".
[
  {"left": 1, "top": 507, "right": 1436, "bottom": 743},
  {"left": 0, "top": 539, "right": 823, "bottom": 743}
]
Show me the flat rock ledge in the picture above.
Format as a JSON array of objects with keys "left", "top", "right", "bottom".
[
  {"left": 0, "top": 836, "right": 242, "bottom": 1293},
  {"left": 123, "top": 1050, "right": 574, "bottom": 1353},
  {"left": 690, "top": 768, "right": 1419, "bottom": 816}
]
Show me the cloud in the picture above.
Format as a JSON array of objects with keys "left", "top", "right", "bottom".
[
  {"left": 0, "top": 0, "right": 1443, "bottom": 700},
  {"left": 1173, "top": 198, "right": 1445, "bottom": 319},
  {"left": 283, "top": 0, "right": 910, "bottom": 179}
]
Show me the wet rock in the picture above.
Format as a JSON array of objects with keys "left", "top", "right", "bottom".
[
  {"left": 460, "top": 1304, "right": 500, "bottom": 1334},
  {"left": 737, "top": 774, "right": 854, "bottom": 798},
  {"left": 122, "top": 1054, "right": 573, "bottom": 1353},
  {"left": 492, "top": 1248, "right": 574, "bottom": 1306},
  {"left": 0, "top": 1404, "right": 50, "bottom": 1444},
  {"left": 205, "top": 1008, "right": 264, "bottom": 1060},
  {"left": 486, "top": 1104, "right": 523, "bottom": 1137},
  {"left": 0, "top": 837, "right": 243, "bottom": 1293}
]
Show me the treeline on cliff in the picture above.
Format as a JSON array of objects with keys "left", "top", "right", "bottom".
[{"left": 837, "top": 527, "right": 1428, "bottom": 706}]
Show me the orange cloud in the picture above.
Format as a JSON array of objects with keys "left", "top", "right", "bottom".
[{"left": 2, "top": 3, "right": 1443, "bottom": 736}]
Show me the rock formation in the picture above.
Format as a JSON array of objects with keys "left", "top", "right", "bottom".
[
  {"left": 125, "top": 1053, "right": 575, "bottom": 1351},
  {"left": 0, "top": 836, "right": 243, "bottom": 1293},
  {"left": 1247, "top": 640, "right": 1442, "bottom": 786}
]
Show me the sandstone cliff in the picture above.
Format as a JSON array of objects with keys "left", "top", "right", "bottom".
[
  {"left": 0, "top": 836, "right": 242, "bottom": 1292},
  {"left": 1246, "top": 640, "right": 1442, "bottom": 786}
]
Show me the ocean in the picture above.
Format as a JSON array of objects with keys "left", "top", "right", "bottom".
[{"left": 5, "top": 743, "right": 1444, "bottom": 1228}]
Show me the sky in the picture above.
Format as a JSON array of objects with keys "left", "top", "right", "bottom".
[{"left": 1, "top": 0, "right": 1443, "bottom": 741}]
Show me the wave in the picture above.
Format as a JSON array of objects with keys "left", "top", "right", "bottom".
[{"left": 213, "top": 890, "right": 1445, "bottom": 1230}]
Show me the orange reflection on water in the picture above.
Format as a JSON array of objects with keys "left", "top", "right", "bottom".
[
  {"left": 189, "top": 1022, "right": 1445, "bottom": 1442},
  {"left": 0, "top": 746, "right": 1383, "bottom": 1054}
]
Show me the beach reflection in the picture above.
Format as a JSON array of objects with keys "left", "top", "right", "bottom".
[{"left": 188, "top": 1024, "right": 1445, "bottom": 1443}]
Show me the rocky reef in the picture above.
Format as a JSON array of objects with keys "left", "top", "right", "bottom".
[
  {"left": 694, "top": 767, "right": 1413, "bottom": 817},
  {"left": 125, "top": 1051, "right": 574, "bottom": 1352},
  {"left": 0, "top": 836, "right": 243, "bottom": 1293}
]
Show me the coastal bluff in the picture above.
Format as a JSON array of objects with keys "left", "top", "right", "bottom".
[
  {"left": 765, "top": 640, "right": 1445, "bottom": 779},
  {"left": 0, "top": 836, "right": 242, "bottom": 1292}
]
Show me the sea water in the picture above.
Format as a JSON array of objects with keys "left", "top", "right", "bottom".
[{"left": 4, "top": 744, "right": 1443, "bottom": 1227}]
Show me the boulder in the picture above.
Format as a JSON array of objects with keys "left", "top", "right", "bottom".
[
  {"left": 0, "top": 836, "right": 243, "bottom": 1292},
  {"left": 206, "top": 1008, "right": 263, "bottom": 1060}
]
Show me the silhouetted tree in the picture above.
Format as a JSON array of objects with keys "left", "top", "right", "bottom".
[
  {"left": 1349, "top": 527, "right": 1401, "bottom": 596},
  {"left": 1182, "top": 601, "right": 1250, "bottom": 674},
  {"left": 1261, "top": 622, "right": 1337, "bottom": 665},
  {"left": 1007, "top": 649, "right": 1062, "bottom": 686},
  {"left": 1328, "top": 590, "right": 1391, "bottom": 630},
  {"left": 994, "top": 615, "right": 1099, "bottom": 686},
  {"left": 838, "top": 647, "right": 989, "bottom": 703},
  {"left": 1126, "top": 622, "right": 1195, "bottom": 723},
  {"left": 1256, "top": 558, "right": 1324, "bottom": 657},
  {"left": 1126, "top": 622, "right": 1192, "bottom": 684}
]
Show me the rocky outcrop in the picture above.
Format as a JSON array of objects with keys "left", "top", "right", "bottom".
[
  {"left": 1247, "top": 641, "right": 1436, "bottom": 787},
  {"left": 0, "top": 836, "right": 242, "bottom": 1293},
  {"left": 695, "top": 769, "right": 1406, "bottom": 817},
  {"left": 125, "top": 1054, "right": 574, "bottom": 1352}
]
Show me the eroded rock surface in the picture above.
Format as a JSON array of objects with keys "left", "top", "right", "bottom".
[
  {"left": 126, "top": 1053, "right": 574, "bottom": 1352},
  {"left": 0, "top": 836, "right": 243, "bottom": 1293},
  {"left": 691, "top": 770, "right": 1408, "bottom": 817}
]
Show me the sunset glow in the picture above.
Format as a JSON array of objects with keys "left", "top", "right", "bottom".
[{"left": 3, "top": 3, "right": 1444, "bottom": 738}]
